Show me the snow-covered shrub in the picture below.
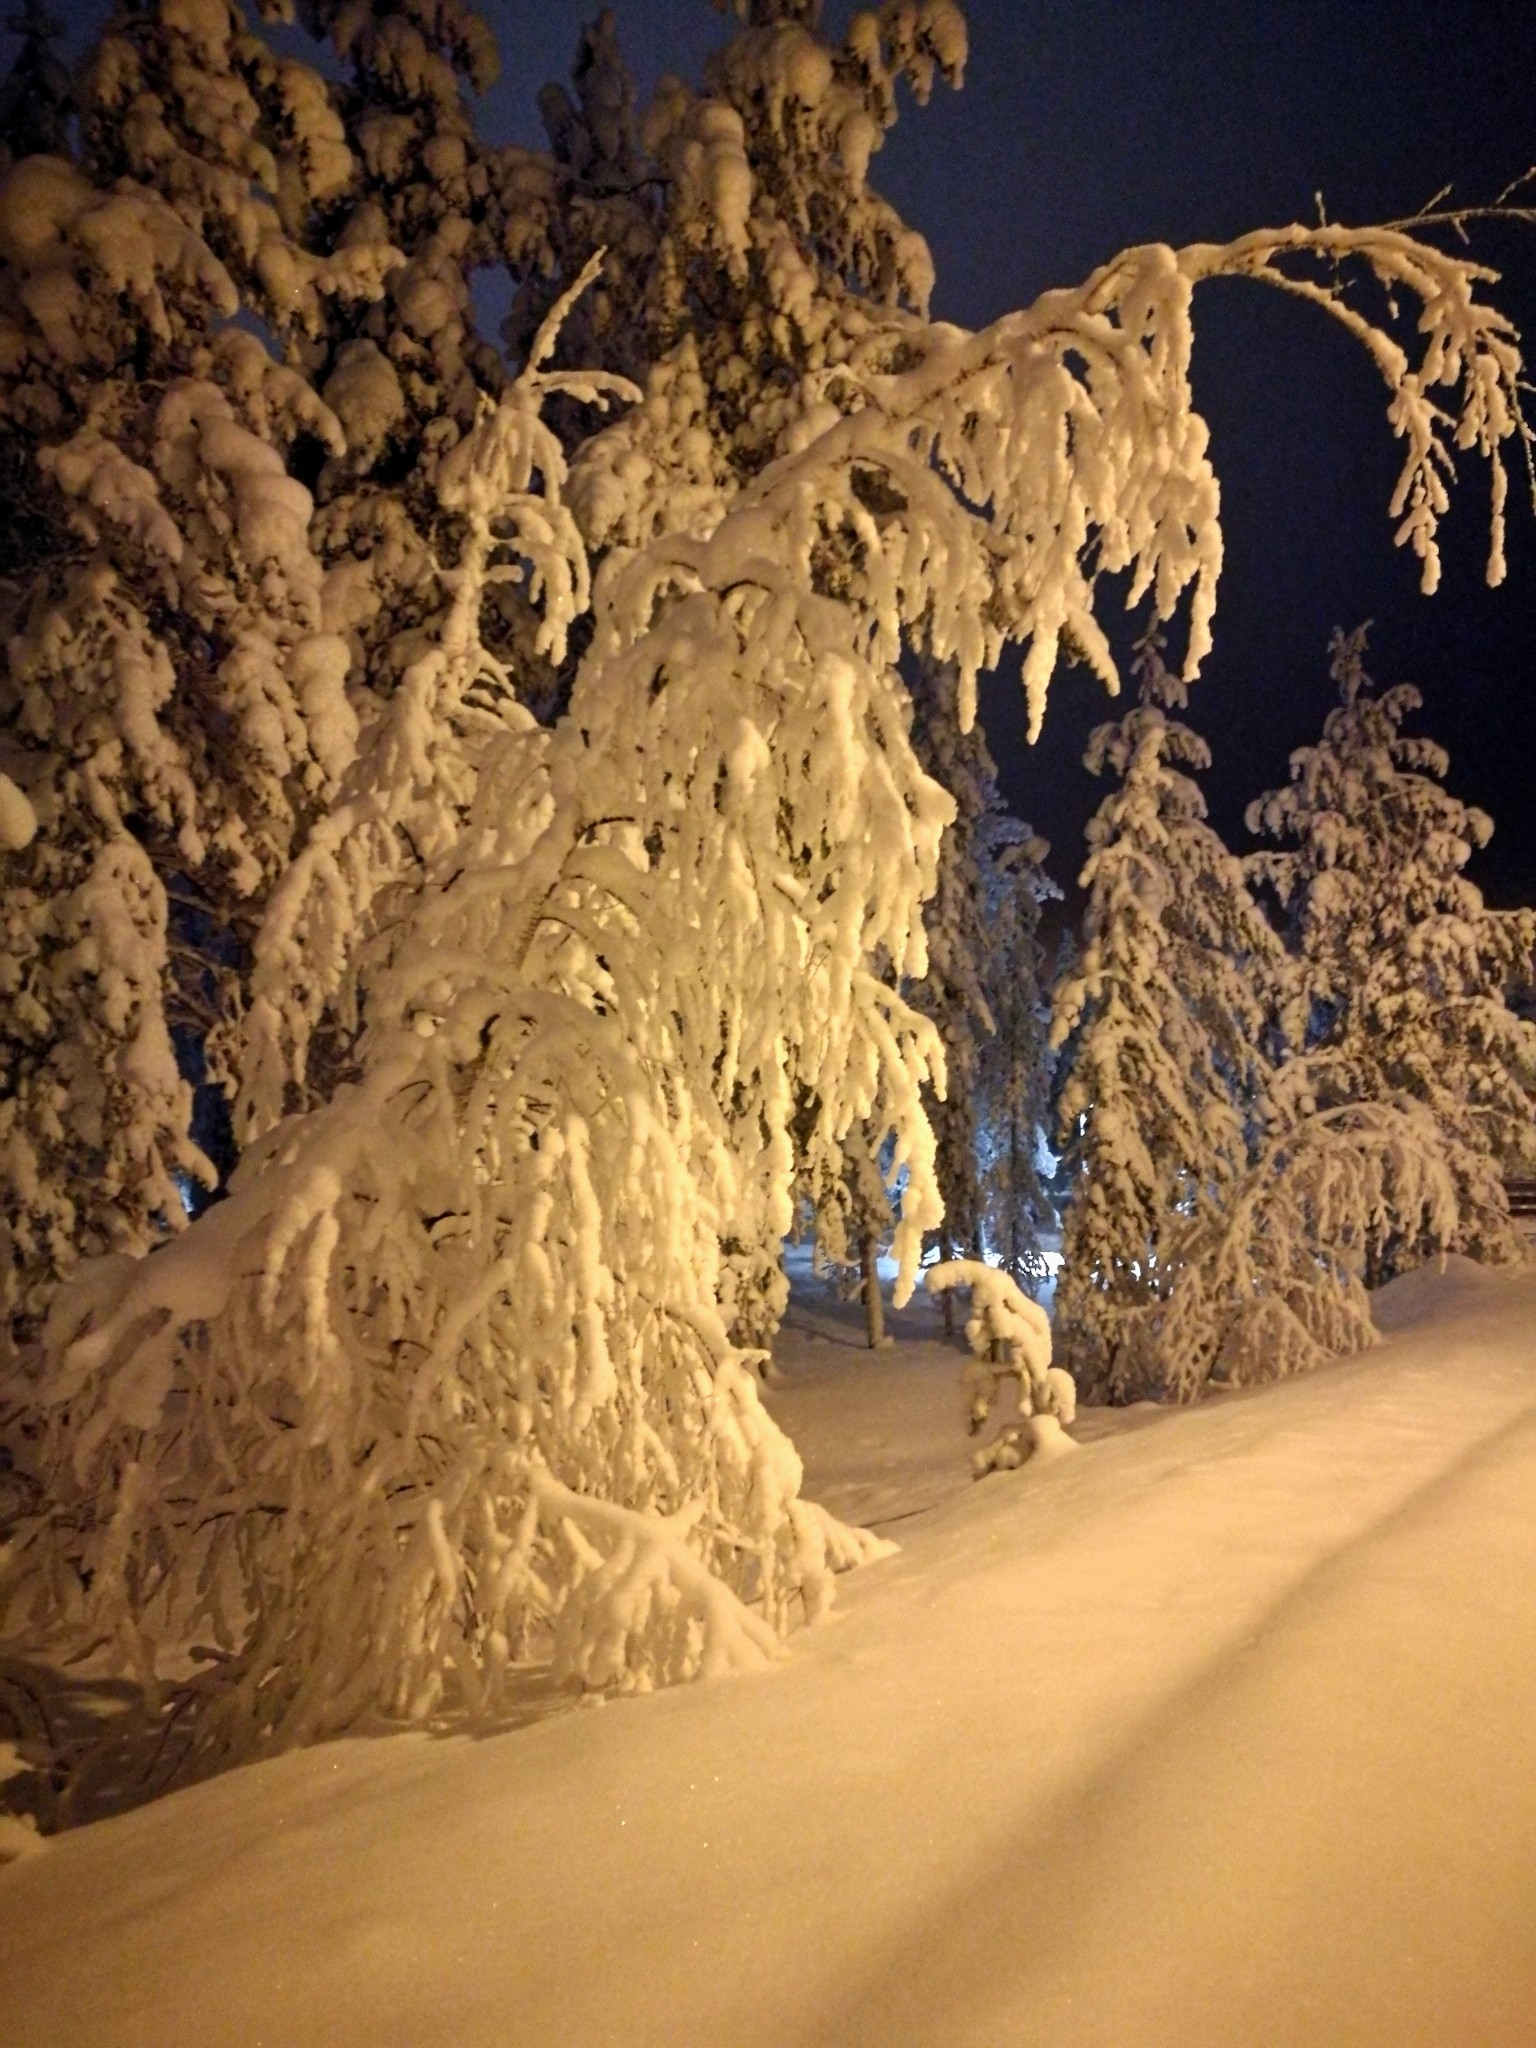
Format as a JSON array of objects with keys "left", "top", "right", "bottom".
[
  {"left": 1126, "top": 1097, "right": 1481, "bottom": 1397},
  {"left": 927, "top": 1258, "right": 1076, "bottom": 1476}
]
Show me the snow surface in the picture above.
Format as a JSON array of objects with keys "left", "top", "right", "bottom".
[{"left": 5, "top": 1256, "right": 1536, "bottom": 2046}]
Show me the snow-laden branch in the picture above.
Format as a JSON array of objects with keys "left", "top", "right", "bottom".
[
  {"left": 236, "top": 254, "right": 638, "bottom": 1140},
  {"left": 1180, "top": 223, "right": 1527, "bottom": 591},
  {"left": 759, "top": 217, "right": 1525, "bottom": 733},
  {"left": 1127, "top": 1095, "right": 1505, "bottom": 1401}
]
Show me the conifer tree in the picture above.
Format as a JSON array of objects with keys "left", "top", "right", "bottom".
[
  {"left": 1051, "top": 634, "right": 1285, "bottom": 1398},
  {"left": 974, "top": 830, "right": 1058, "bottom": 1291},
  {"left": 0, "top": 0, "right": 399, "bottom": 1336},
  {"left": 1128, "top": 629, "right": 1536, "bottom": 1399},
  {"left": 907, "top": 656, "right": 1056, "bottom": 1308},
  {"left": 1245, "top": 624, "right": 1536, "bottom": 1274}
]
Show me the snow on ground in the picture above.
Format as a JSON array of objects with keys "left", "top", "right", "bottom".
[{"left": 4, "top": 1256, "right": 1536, "bottom": 2047}]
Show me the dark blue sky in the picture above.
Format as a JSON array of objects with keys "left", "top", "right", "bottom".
[{"left": 51, "top": 1, "right": 1536, "bottom": 908}]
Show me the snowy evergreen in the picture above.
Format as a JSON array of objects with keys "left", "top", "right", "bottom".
[
  {"left": 974, "top": 832, "right": 1058, "bottom": 1291},
  {"left": 1243, "top": 626, "right": 1536, "bottom": 1274},
  {"left": 1051, "top": 634, "right": 1287, "bottom": 1399},
  {"left": 1124, "top": 629, "right": 1536, "bottom": 1399},
  {"left": 517, "top": 0, "right": 966, "bottom": 482},
  {"left": 0, "top": 0, "right": 1530, "bottom": 1756},
  {"left": 798, "top": 1124, "right": 895, "bottom": 1351},
  {"left": 0, "top": 0, "right": 398, "bottom": 1338}
]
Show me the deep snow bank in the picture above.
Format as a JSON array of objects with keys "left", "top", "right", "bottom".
[{"left": 3, "top": 1258, "right": 1535, "bottom": 2047}]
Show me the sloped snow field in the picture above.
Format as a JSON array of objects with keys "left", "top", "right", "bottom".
[{"left": 4, "top": 1257, "right": 1536, "bottom": 2047}]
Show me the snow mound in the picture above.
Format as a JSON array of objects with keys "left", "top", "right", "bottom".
[{"left": 1369, "top": 1250, "right": 1522, "bottom": 1334}]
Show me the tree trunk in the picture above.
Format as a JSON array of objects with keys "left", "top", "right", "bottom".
[
  {"left": 938, "top": 1228, "right": 955, "bottom": 1336},
  {"left": 861, "top": 1231, "right": 885, "bottom": 1349}
]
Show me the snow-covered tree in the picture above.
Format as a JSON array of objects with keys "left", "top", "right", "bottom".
[
  {"left": 1, "top": 0, "right": 1531, "bottom": 1762},
  {"left": 1050, "top": 634, "right": 1288, "bottom": 1399},
  {"left": 1119, "top": 629, "right": 1536, "bottom": 1399},
  {"left": 513, "top": 4, "right": 979, "bottom": 1353},
  {"left": 796, "top": 1124, "right": 896, "bottom": 1349},
  {"left": 926, "top": 1258, "right": 1075, "bottom": 1475},
  {"left": 1245, "top": 624, "right": 1536, "bottom": 1272},
  {"left": 514, "top": 0, "right": 965, "bottom": 479},
  {"left": 974, "top": 831, "right": 1058, "bottom": 1291},
  {"left": 0, "top": 0, "right": 398, "bottom": 1340},
  {"left": 0, "top": 0, "right": 553, "bottom": 1339}
]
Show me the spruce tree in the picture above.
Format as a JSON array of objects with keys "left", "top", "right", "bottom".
[
  {"left": 1246, "top": 624, "right": 1536, "bottom": 1273},
  {"left": 906, "top": 656, "right": 1056, "bottom": 1308},
  {"left": 975, "top": 830, "right": 1058, "bottom": 1292},
  {"left": 1051, "top": 634, "right": 1284, "bottom": 1398},
  {"left": 1131, "top": 628, "right": 1536, "bottom": 1399}
]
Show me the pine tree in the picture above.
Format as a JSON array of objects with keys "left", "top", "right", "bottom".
[
  {"left": 1246, "top": 624, "right": 1536, "bottom": 1273},
  {"left": 1051, "top": 634, "right": 1286, "bottom": 1399},
  {"left": 1124, "top": 628, "right": 1536, "bottom": 1399}
]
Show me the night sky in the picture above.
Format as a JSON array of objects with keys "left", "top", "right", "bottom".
[{"left": 52, "top": 1, "right": 1536, "bottom": 911}]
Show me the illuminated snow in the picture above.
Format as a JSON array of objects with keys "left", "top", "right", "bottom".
[{"left": 5, "top": 1255, "right": 1534, "bottom": 2046}]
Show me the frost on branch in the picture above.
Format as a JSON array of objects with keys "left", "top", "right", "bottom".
[{"left": 0, "top": 0, "right": 545, "bottom": 1335}]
